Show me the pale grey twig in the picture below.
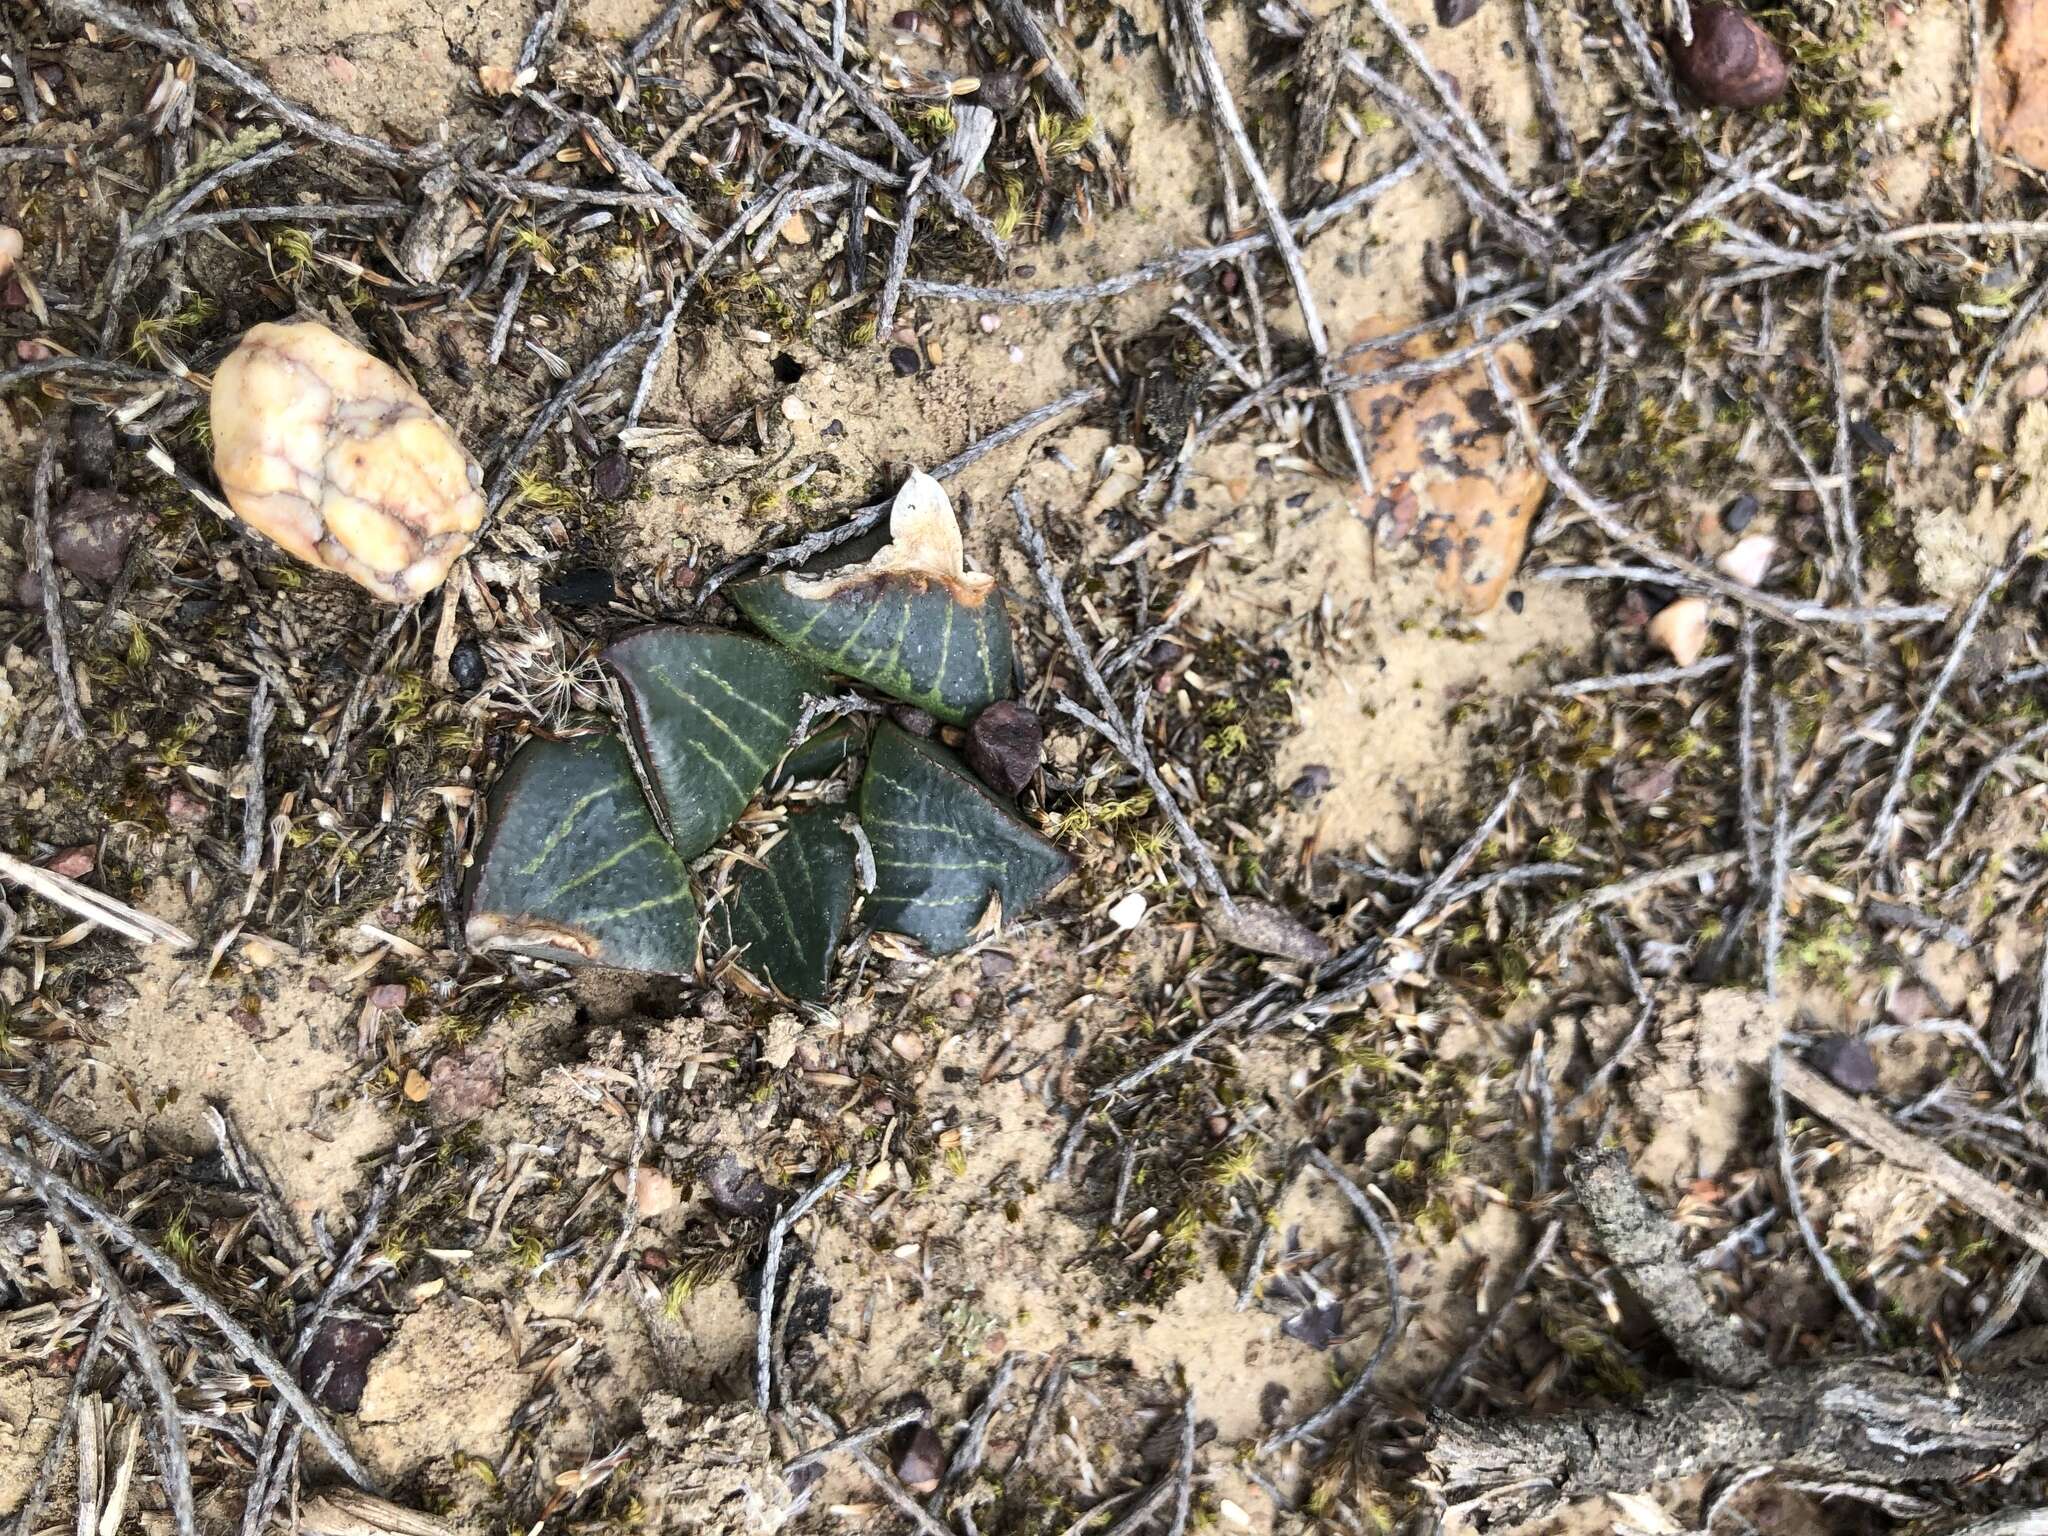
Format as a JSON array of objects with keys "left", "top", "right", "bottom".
[
  {"left": 1862, "top": 552, "right": 2013, "bottom": 861},
  {"left": 755, "top": 1163, "right": 851, "bottom": 1411},
  {"left": 53, "top": 0, "right": 422, "bottom": 168},
  {"left": 1770, "top": 1047, "right": 1882, "bottom": 1343},
  {"left": 1429, "top": 1217, "right": 1564, "bottom": 1404},
  {"left": 0, "top": 1084, "right": 112, "bottom": 1166},
  {"left": 1929, "top": 720, "right": 2048, "bottom": 861},
  {"left": 1014, "top": 492, "right": 1238, "bottom": 911},
  {"left": 1765, "top": 696, "right": 1792, "bottom": 1001},
  {"left": 29, "top": 430, "right": 83, "bottom": 743},
  {"left": 0, "top": 1144, "right": 379, "bottom": 1490},
  {"left": 784, "top": 1406, "right": 927, "bottom": 1474},
  {"left": 907, "top": 154, "right": 1422, "bottom": 307},
  {"left": 14, "top": 1159, "right": 196, "bottom": 1536},
  {"left": 754, "top": 0, "right": 1007, "bottom": 257},
  {"left": 1547, "top": 656, "right": 1734, "bottom": 697},
  {"left": 1177, "top": 0, "right": 1376, "bottom": 498}
]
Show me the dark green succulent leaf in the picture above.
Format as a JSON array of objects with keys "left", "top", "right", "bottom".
[
  {"left": 605, "top": 627, "right": 826, "bottom": 858},
  {"left": 730, "top": 572, "right": 1013, "bottom": 725},
  {"left": 859, "top": 721, "right": 1073, "bottom": 954},
  {"left": 722, "top": 811, "right": 859, "bottom": 1000},
  {"left": 466, "top": 734, "right": 698, "bottom": 973},
  {"left": 770, "top": 717, "right": 867, "bottom": 789}
]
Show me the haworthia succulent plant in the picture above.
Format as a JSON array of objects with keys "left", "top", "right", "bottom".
[
  {"left": 605, "top": 628, "right": 826, "bottom": 858},
  {"left": 729, "top": 471, "right": 1013, "bottom": 724},
  {"left": 465, "top": 734, "right": 699, "bottom": 973},
  {"left": 859, "top": 720, "right": 1074, "bottom": 954},
  {"left": 721, "top": 811, "right": 859, "bottom": 1000}
]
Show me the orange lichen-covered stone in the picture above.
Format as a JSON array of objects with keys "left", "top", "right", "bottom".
[
  {"left": 1343, "top": 322, "right": 1549, "bottom": 615},
  {"left": 1988, "top": 0, "right": 2048, "bottom": 172},
  {"left": 210, "top": 320, "right": 484, "bottom": 603}
]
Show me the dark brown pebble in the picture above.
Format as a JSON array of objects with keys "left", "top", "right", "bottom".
[
  {"left": 591, "top": 451, "right": 634, "bottom": 502},
  {"left": 889, "top": 704, "right": 937, "bottom": 738},
  {"left": 429, "top": 1047, "right": 505, "bottom": 1124},
  {"left": 705, "top": 1153, "right": 775, "bottom": 1220},
  {"left": 1288, "top": 764, "right": 1333, "bottom": 803},
  {"left": 1435, "top": 0, "right": 1483, "bottom": 25},
  {"left": 894, "top": 1424, "right": 947, "bottom": 1494},
  {"left": 68, "top": 413, "right": 116, "bottom": 488},
  {"left": 52, "top": 487, "right": 143, "bottom": 583},
  {"left": 449, "top": 637, "right": 486, "bottom": 693},
  {"left": 1670, "top": 4, "right": 1788, "bottom": 108},
  {"left": 299, "top": 1318, "right": 386, "bottom": 1413},
  {"left": 965, "top": 700, "right": 1043, "bottom": 797},
  {"left": 1807, "top": 1034, "right": 1879, "bottom": 1095},
  {"left": 889, "top": 345, "right": 922, "bottom": 377}
]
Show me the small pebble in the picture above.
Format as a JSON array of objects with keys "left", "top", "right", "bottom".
[
  {"left": 890, "top": 1029, "right": 926, "bottom": 1062},
  {"left": 613, "top": 1165, "right": 680, "bottom": 1217},
  {"left": 367, "top": 982, "right": 409, "bottom": 1010},
  {"left": 1721, "top": 492, "right": 1759, "bottom": 532},
  {"left": 298, "top": 1318, "right": 386, "bottom": 1413},
  {"left": 704, "top": 1153, "right": 775, "bottom": 1220},
  {"left": 0, "top": 227, "right": 19, "bottom": 281},
  {"left": 780, "top": 395, "right": 810, "bottom": 422},
  {"left": 1671, "top": 4, "right": 1788, "bottom": 107},
  {"left": 1647, "top": 595, "right": 1711, "bottom": 666},
  {"left": 428, "top": 1047, "right": 504, "bottom": 1123},
  {"left": 1435, "top": 0, "right": 1483, "bottom": 23},
  {"left": 51, "top": 487, "right": 143, "bottom": 583},
  {"left": 965, "top": 700, "right": 1044, "bottom": 797},
  {"left": 889, "top": 345, "right": 922, "bottom": 377},
  {"left": 978, "top": 312, "right": 1000, "bottom": 333},
  {"left": 894, "top": 1425, "right": 947, "bottom": 1494},
  {"left": 591, "top": 451, "right": 634, "bottom": 502},
  {"left": 889, "top": 703, "right": 938, "bottom": 738},
  {"left": 2020, "top": 364, "right": 2048, "bottom": 400},
  {"left": 1807, "top": 1034, "right": 1879, "bottom": 1095},
  {"left": 1288, "top": 763, "right": 1333, "bottom": 803},
  {"left": 449, "top": 636, "right": 486, "bottom": 693}
]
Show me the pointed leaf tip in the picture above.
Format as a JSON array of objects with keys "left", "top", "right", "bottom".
[
  {"left": 466, "top": 734, "right": 699, "bottom": 973},
  {"left": 858, "top": 720, "right": 1072, "bottom": 954},
  {"left": 722, "top": 811, "right": 859, "bottom": 999},
  {"left": 605, "top": 627, "right": 827, "bottom": 858}
]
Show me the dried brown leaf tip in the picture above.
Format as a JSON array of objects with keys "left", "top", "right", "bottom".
[
  {"left": 1670, "top": 4, "right": 1789, "bottom": 109},
  {"left": 1987, "top": 0, "right": 2048, "bottom": 170},
  {"left": 210, "top": 319, "right": 486, "bottom": 603},
  {"left": 1344, "top": 321, "right": 1547, "bottom": 614}
]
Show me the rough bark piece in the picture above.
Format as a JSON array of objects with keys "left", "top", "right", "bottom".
[
  {"left": 1432, "top": 1357, "right": 2048, "bottom": 1526},
  {"left": 1566, "top": 1146, "right": 1768, "bottom": 1388},
  {"left": 1779, "top": 1055, "right": 2048, "bottom": 1262},
  {"left": 210, "top": 320, "right": 485, "bottom": 603}
]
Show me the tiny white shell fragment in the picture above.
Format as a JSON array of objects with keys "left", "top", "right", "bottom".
[
  {"left": 1714, "top": 533, "right": 1778, "bottom": 588},
  {"left": 1108, "top": 891, "right": 1148, "bottom": 930}
]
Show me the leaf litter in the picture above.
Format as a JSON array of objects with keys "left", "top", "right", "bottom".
[{"left": 12, "top": 0, "right": 2048, "bottom": 1533}]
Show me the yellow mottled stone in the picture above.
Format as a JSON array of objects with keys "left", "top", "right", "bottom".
[{"left": 210, "top": 320, "right": 485, "bottom": 603}]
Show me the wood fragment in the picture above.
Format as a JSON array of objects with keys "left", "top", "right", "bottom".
[{"left": 1567, "top": 1147, "right": 1767, "bottom": 1387}]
